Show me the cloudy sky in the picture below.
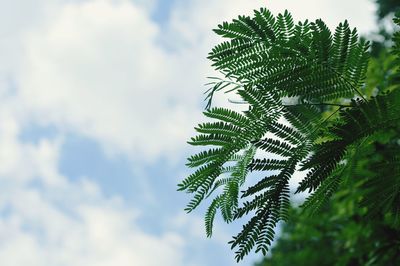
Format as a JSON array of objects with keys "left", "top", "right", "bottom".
[{"left": 0, "top": 0, "right": 376, "bottom": 265}]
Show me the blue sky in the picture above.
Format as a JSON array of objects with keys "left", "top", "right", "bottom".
[{"left": 0, "top": 0, "right": 376, "bottom": 265}]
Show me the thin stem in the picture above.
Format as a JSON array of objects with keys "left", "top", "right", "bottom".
[
  {"left": 228, "top": 99, "right": 247, "bottom": 104},
  {"left": 205, "top": 77, "right": 243, "bottom": 87},
  {"left": 309, "top": 106, "right": 343, "bottom": 137},
  {"left": 329, "top": 67, "right": 367, "bottom": 101},
  {"left": 283, "top": 102, "right": 353, "bottom": 108}
]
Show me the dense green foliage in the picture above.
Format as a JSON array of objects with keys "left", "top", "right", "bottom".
[
  {"left": 375, "top": 0, "right": 400, "bottom": 19},
  {"left": 257, "top": 47, "right": 400, "bottom": 266},
  {"left": 256, "top": 196, "right": 400, "bottom": 265},
  {"left": 178, "top": 8, "right": 400, "bottom": 261}
]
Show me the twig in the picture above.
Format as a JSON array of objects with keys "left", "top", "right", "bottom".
[
  {"left": 329, "top": 67, "right": 367, "bottom": 101},
  {"left": 283, "top": 102, "right": 353, "bottom": 108}
]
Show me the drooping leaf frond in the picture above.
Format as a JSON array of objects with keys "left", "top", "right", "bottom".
[{"left": 298, "top": 90, "right": 400, "bottom": 193}]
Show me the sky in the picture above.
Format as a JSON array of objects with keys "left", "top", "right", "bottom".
[{"left": 0, "top": 0, "right": 377, "bottom": 265}]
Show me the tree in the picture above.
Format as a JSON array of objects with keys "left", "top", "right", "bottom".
[
  {"left": 375, "top": 0, "right": 400, "bottom": 19},
  {"left": 255, "top": 4, "right": 400, "bottom": 264},
  {"left": 255, "top": 52, "right": 400, "bottom": 266},
  {"left": 178, "top": 8, "right": 400, "bottom": 262}
]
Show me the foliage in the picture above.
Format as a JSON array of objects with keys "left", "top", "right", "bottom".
[
  {"left": 178, "top": 8, "right": 400, "bottom": 261},
  {"left": 256, "top": 128, "right": 400, "bottom": 266},
  {"left": 375, "top": 0, "right": 400, "bottom": 19},
  {"left": 256, "top": 196, "right": 400, "bottom": 266},
  {"left": 256, "top": 24, "right": 400, "bottom": 265}
]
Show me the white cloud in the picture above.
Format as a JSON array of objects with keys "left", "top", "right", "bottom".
[
  {"left": 0, "top": 104, "right": 187, "bottom": 266},
  {"left": 17, "top": 0, "right": 201, "bottom": 163},
  {"left": 0, "top": 189, "right": 185, "bottom": 266}
]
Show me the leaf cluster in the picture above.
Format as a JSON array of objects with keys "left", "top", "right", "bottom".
[{"left": 178, "top": 8, "right": 400, "bottom": 261}]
